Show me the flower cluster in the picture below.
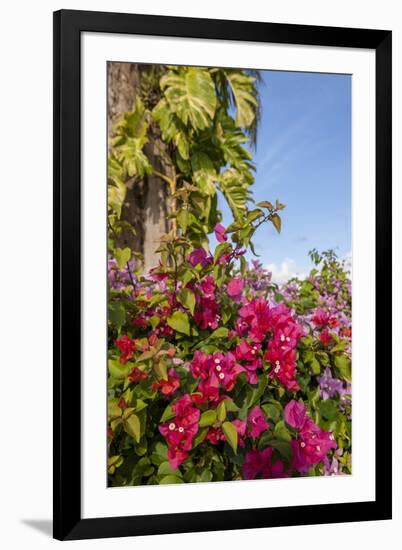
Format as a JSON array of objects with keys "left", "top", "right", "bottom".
[{"left": 107, "top": 240, "right": 351, "bottom": 486}]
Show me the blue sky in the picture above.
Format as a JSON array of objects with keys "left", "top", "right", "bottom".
[{"left": 217, "top": 70, "right": 351, "bottom": 283}]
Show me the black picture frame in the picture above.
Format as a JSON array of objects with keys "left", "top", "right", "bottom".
[{"left": 53, "top": 9, "right": 392, "bottom": 541}]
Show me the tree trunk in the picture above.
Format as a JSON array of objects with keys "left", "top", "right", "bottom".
[{"left": 107, "top": 62, "right": 169, "bottom": 271}]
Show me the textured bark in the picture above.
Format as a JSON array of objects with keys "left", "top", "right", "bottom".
[{"left": 107, "top": 62, "right": 169, "bottom": 271}]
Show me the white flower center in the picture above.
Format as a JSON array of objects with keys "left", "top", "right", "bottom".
[
  {"left": 286, "top": 337, "right": 290, "bottom": 342},
  {"left": 178, "top": 427, "right": 184, "bottom": 433},
  {"left": 251, "top": 350, "right": 256, "bottom": 355},
  {"left": 280, "top": 335, "right": 285, "bottom": 342},
  {"left": 275, "top": 360, "right": 280, "bottom": 366},
  {"left": 274, "top": 366, "right": 281, "bottom": 373},
  {"left": 300, "top": 442, "right": 306, "bottom": 448},
  {"left": 218, "top": 373, "right": 225, "bottom": 380},
  {"left": 216, "top": 365, "right": 222, "bottom": 372},
  {"left": 316, "top": 445, "right": 321, "bottom": 452},
  {"left": 169, "top": 423, "right": 176, "bottom": 431},
  {"left": 214, "top": 358, "right": 220, "bottom": 364}
]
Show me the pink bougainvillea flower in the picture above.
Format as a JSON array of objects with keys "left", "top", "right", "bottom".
[
  {"left": 206, "top": 426, "right": 225, "bottom": 445},
  {"left": 115, "top": 335, "right": 136, "bottom": 364},
  {"left": 153, "top": 368, "right": 180, "bottom": 396},
  {"left": 187, "top": 247, "right": 212, "bottom": 267},
  {"left": 227, "top": 276, "right": 245, "bottom": 303},
  {"left": 265, "top": 346, "right": 300, "bottom": 392},
  {"left": 159, "top": 394, "right": 200, "bottom": 469},
  {"left": 284, "top": 400, "right": 307, "bottom": 430},
  {"left": 214, "top": 223, "right": 227, "bottom": 243},
  {"left": 291, "top": 418, "right": 337, "bottom": 473},
  {"left": 167, "top": 447, "right": 188, "bottom": 470},
  {"left": 243, "top": 448, "right": 286, "bottom": 480},
  {"left": 247, "top": 406, "right": 269, "bottom": 438},
  {"left": 235, "top": 340, "right": 261, "bottom": 362},
  {"left": 190, "top": 351, "right": 244, "bottom": 403}
]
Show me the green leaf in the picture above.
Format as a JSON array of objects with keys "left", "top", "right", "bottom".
[
  {"left": 178, "top": 288, "right": 196, "bottom": 315},
  {"left": 158, "top": 461, "right": 182, "bottom": 477},
  {"left": 273, "top": 420, "right": 291, "bottom": 442},
  {"left": 261, "top": 403, "right": 281, "bottom": 423},
  {"left": 318, "top": 399, "right": 338, "bottom": 421},
  {"left": 216, "top": 400, "right": 227, "bottom": 422},
  {"left": 114, "top": 247, "right": 131, "bottom": 269},
  {"left": 160, "top": 404, "right": 175, "bottom": 423},
  {"left": 108, "top": 302, "right": 126, "bottom": 330},
  {"left": 269, "top": 440, "right": 292, "bottom": 462},
  {"left": 334, "top": 355, "right": 351, "bottom": 382},
  {"left": 270, "top": 213, "right": 282, "bottom": 234},
  {"left": 108, "top": 398, "right": 122, "bottom": 420},
  {"left": 108, "top": 359, "right": 131, "bottom": 380},
  {"left": 192, "top": 427, "right": 208, "bottom": 448},
  {"left": 199, "top": 409, "right": 217, "bottom": 428},
  {"left": 160, "top": 67, "right": 217, "bottom": 131},
  {"left": 222, "top": 421, "right": 238, "bottom": 453},
  {"left": 210, "top": 327, "right": 229, "bottom": 339},
  {"left": 159, "top": 475, "right": 184, "bottom": 484},
  {"left": 309, "top": 355, "right": 321, "bottom": 375},
  {"left": 166, "top": 311, "right": 190, "bottom": 336},
  {"left": 224, "top": 70, "right": 258, "bottom": 128},
  {"left": 123, "top": 413, "right": 141, "bottom": 443}
]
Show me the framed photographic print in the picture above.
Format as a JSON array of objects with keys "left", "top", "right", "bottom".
[{"left": 53, "top": 9, "right": 392, "bottom": 541}]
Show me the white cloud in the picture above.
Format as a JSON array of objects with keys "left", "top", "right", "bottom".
[{"left": 265, "top": 258, "right": 307, "bottom": 285}]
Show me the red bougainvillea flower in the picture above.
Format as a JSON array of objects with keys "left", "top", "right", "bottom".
[
  {"left": 311, "top": 308, "right": 330, "bottom": 327},
  {"left": 243, "top": 448, "right": 286, "bottom": 480},
  {"left": 247, "top": 406, "right": 269, "bottom": 438},
  {"left": 187, "top": 248, "right": 213, "bottom": 267},
  {"left": 284, "top": 400, "right": 337, "bottom": 473},
  {"left": 152, "top": 368, "right": 180, "bottom": 396},
  {"left": 214, "top": 223, "right": 227, "bottom": 243},
  {"left": 159, "top": 394, "right": 200, "bottom": 469},
  {"left": 319, "top": 327, "right": 333, "bottom": 346},
  {"left": 227, "top": 276, "right": 245, "bottom": 303},
  {"left": 128, "top": 366, "right": 148, "bottom": 383},
  {"left": 115, "top": 335, "right": 136, "bottom": 364}
]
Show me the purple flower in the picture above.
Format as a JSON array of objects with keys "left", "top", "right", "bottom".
[
  {"left": 214, "top": 223, "right": 227, "bottom": 243},
  {"left": 284, "top": 400, "right": 306, "bottom": 429},
  {"left": 317, "top": 368, "right": 344, "bottom": 400}
]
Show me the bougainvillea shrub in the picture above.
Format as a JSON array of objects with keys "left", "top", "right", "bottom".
[{"left": 107, "top": 241, "right": 351, "bottom": 485}]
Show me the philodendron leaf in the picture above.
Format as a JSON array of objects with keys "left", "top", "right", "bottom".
[
  {"left": 166, "top": 311, "right": 190, "bottom": 336},
  {"left": 222, "top": 421, "right": 238, "bottom": 454}
]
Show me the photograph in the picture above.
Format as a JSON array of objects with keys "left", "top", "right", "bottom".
[{"left": 106, "top": 62, "right": 352, "bottom": 487}]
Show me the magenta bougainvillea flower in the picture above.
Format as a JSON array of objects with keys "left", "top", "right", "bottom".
[
  {"left": 190, "top": 351, "right": 245, "bottom": 403},
  {"left": 243, "top": 447, "right": 286, "bottom": 480},
  {"left": 187, "top": 247, "right": 213, "bottom": 267},
  {"left": 227, "top": 276, "right": 245, "bottom": 303},
  {"left": 159, "top": 394, "right": 200, "bottom": 469},
  {"left": 194, "top": 296, "right": 220, "bottom": 330},
  {"left": 284, "top": 400, "right": 337, "bottom": 473},
  {"left": 247, "top": 406, "right": 269, "bottom": 438},
  {"left": 284, "top": 400, "right": 306, "bottom": 429},
  {"left": 214, "top": 223, "right": 227, "bottom": 243}
]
